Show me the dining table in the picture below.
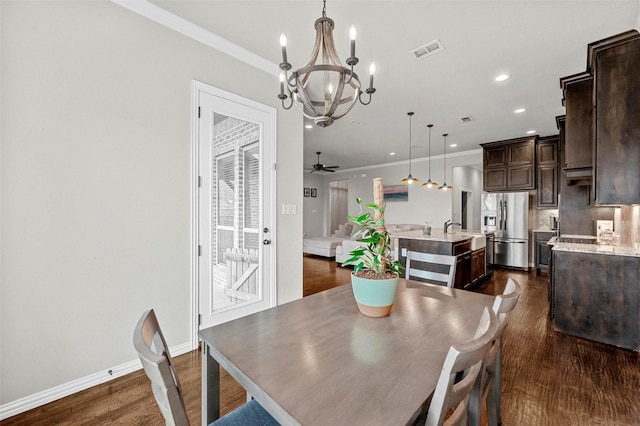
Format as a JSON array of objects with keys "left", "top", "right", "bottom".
[{"left": 199, "top": 279, "right": 495, "bottom": 426}]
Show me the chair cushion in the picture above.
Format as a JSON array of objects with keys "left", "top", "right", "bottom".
[{"left": 210, "top": 399, "right": 280, "bottom": 426}]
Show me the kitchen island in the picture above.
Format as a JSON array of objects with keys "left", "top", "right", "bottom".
[
  {"left": 395, "top": 229, "right": 491, "bottom": 289},
  {"left": 550, "top": 237, "right": 640, "bottom": 351}
]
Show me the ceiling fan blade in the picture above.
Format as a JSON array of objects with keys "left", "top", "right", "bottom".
[
  {"left": 324, "top": 169, "right": 335, "bottom": 172},
  {"left": 324, "top": 166, "right": 339, "bottom": 169}
]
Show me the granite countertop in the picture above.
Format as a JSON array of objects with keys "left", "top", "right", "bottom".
[
  {"left": 392, "top": 228, "right": 487, "bottom": 243},
  {"left": 533, "top": 229, "right": 557, "bottom": 233},
  {"left": 549, "top": 236, "right": 640, "bottom": 258}
]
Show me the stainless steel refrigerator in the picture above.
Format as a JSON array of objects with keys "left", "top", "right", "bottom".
[{"left": 481, "top": 192, "right": 529, "bottom": 270}]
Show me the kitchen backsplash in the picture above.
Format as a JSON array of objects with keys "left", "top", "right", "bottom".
[
  {"left": 530, "top": 207, "right": 559, "bottom": 231},
  {"left": 613, "top": 205, "right": 640, "bottom": 248}
]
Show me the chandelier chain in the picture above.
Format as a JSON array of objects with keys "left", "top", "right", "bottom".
[{"left": 322, "top": 0, "right": 326, "bottom": 17}]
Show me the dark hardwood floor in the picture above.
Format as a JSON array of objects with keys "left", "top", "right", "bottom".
[{"left": 2, "top": 255, "right": 639, "bottom": 425}]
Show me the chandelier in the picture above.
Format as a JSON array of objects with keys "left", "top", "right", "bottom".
[{"left": 277, "top": 0, "right": 376, "bottom": 127}]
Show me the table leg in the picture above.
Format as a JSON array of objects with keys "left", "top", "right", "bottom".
[{"left": 202, "top": 343, "right": 220, "bottom": 425}]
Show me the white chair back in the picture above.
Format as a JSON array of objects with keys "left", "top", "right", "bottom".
[
  {"left": 405, "top": 251, "right": 457, "bottom": 288},
  {"left": 425, "top": 307, "right": 498, "bottom": 426},
  {"left": 133, "top": 309, "right": 189, "bottom": 426}
]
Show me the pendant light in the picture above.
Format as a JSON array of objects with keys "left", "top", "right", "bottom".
[
  {"left": 438, "top": 133, "right": 452, "bottom": 191},
  {"left": 422, "top": 124, "right": 437, "bottom": 188},
  {"left": 401, "top": 112, "right": 419, "bottom": 184}
]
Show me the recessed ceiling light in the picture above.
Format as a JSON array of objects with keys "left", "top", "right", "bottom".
[
  {"left": 305, "top": 124, "right": 313, "bottom": 129},
  {"left": 495, "top": 74, "right": 511, "bottom": 82},
  {"left": 450, "top": 144, "right": 458, "bottom": 148},
  {"left": 514, "top": 108, "right": 526, "bottom": 114},
  {"left": 389, "top": 152, "right": 396, "bottom": 156},
  {"left": 526, "top": 130, "right": 536, "bottom": 135}
]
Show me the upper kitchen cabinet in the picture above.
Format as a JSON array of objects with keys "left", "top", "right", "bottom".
[
  {"left": 481, "top": 136, "right": 535, "bottom": 192},
  {"left": 559, "top": 72, "right": 593, "bottom": 186},
  {"left": 589, "top": 31, "right": 640, "bottom": 205},
  {"left": 536, "top": 135, "right": 559, "bottom": 208}
]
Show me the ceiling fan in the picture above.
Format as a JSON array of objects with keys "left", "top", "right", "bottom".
[{"left": 307, "top": 152, "right": 339, "bottom": 173}]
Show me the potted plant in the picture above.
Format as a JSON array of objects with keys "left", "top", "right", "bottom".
[{"left": 342, "top": 177, "right": 404, "bottom": 317}]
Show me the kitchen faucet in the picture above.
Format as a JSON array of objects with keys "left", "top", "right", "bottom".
[{"left": 444, "top": 219, "right": 461, "bottom": 234}]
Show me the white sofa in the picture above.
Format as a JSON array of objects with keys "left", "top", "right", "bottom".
[
  {"left": 335, "top": 224, "right": 424, "bottom": 264},
  {"left": 303, "top": 236, "right": 349, "bottom": 257}
]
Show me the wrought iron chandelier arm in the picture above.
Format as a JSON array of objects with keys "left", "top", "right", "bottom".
[
  {"left": 279, "top": 93, "right": 294, "bottom": 110},
  {"left": 358, "top": 88, "right": 375, "bottom": 105}
]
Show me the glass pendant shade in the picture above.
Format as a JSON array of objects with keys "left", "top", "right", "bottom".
[
  {"left": 422, "top": 124, "right": 437, "bottom": 188},
  {"left": 402, "top": 112, "right": 419, "bottom": 184},
  {"left": 438, "top": 133, "right": 452, "bottom": 191}
]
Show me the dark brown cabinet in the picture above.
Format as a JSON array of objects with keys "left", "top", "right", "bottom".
[
  {"left": 454, "top": 251, "right": 471, "bottom": 289},
  {"left": 553, "top": 250, "right": 640, "bottom": 351},
  {"left": 560, "top": 73, "right": 593, "bottom": 185},
  {"left": 534, "top": 231, "right": 555, "bottom": 275},
  {"left": 536, "top": 136, "right": 559, "bottom": 208},
  {"left": 559, "top": 30, "right": 640, "bottom": 204},
  {"left": 591, "top": 32, "right": 640, "bottom": 205},
  {"left": 470, "top": 247, "right": 485, "bottom": 286},
  {"left": 481, "top": 137, "right": 535, "bottom": 191}
]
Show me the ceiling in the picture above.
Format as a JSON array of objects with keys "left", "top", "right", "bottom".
[{"left": 150, "top": 0, "right": 639, "bottom": 170}]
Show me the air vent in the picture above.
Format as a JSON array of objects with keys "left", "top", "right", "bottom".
[
  {"left": 460, "top": 116, "right": 475, "bottom": 123},
  {"left": 410, "top": 39, "right": 445, "bottom": 60}
]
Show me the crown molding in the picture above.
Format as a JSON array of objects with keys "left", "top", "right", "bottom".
[{"left": 110, "top": 0, "right": 279, "bottom": 76}]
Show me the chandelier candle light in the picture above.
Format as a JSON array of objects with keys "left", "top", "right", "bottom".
[
  {"left": 401, "top": 112, "right": 419, "bottom": 184},
  {"left": 278, "top": 0, "right": 376, "bottom": 127},
  {"left": 422, "top": 124, "right": 437, "bottom": 188},
  {"left": 438, "top": 133, "right": 453, "bottom": 191}
]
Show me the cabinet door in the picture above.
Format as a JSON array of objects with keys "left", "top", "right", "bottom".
[
  {"left": 564, "top": 77, "right": 593, "bottom": 171},
  {"left": 454, "top": 252, "right": 472, "bottom": 289},
  {"left": 507, "top": 164, "right": 534, "bottom": 190},
  {"left": 537, "top": 164, "right": 558, "bottom": 208},
  {"left": 536, "top": 138, "right": 559, "bottom": 208},
  {"left": 484, "top": 168, "right": 507, "bottom": 191},
  {"left": 484, "top": 146, "right": 506, "bottom": 168},
  {"left": 507, "top": 140, "right": 534, "bottom": 166},
  {"left": 594, "top": 37, "right": 640, "bottom": 205},
  {"left": 537, "top": 139, "right": 558, "bottom": 165},
  {"left": 471, "top": 248, "right": 485, "bottom": 286},
  {"left": 478, "top": 249, "right": 485, "bottom": 281}
]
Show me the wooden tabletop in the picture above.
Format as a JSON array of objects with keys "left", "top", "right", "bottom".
[{"left": 199, "top": 279, "right": 495, "bottom": 425}]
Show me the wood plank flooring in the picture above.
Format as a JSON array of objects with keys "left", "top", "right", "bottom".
[{"left": 2, "top": 255, "right": 639, "bottom": 425}]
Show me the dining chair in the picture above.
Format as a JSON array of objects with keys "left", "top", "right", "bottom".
[
  {"left": 133, "top": 309, "right": 279, "bottom": 426},
  {"left": 468, "top": 277, "right": 523, "bottom": 426},
  {"left": 422, "top": 306, "right": 498, "bottom": 426},
  {"left": 405, "top": 251, "right": 457, "bottom": 288}
]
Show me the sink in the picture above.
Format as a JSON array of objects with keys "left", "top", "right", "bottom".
[{"left": 469, "top": 235, "right": 486, "bottom": 251}]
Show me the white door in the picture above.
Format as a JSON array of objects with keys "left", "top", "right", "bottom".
[{"left": 194, "top": 82, "right": 276, "bottom": 329}]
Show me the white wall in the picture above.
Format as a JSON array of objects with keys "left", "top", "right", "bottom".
[
  {"left": 452, "top": 165, "right": 483, "bottom": 230},
  {"left": 0, "top": 0, "right": 302, "bottom": 408},
  {"left": 302, "top": 173, "right": 326, "bottom": 237},
  {"left": 323, "top": 150, "right": 483, "bottom": 230}
]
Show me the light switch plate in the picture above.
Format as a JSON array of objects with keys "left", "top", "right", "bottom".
[{"left": 282, "top": 204, "right": 297, "bottom": 215}]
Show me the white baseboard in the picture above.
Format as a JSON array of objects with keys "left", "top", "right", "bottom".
[{"left": 0, "top": 342, "right": 194, "bottom": 421}]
